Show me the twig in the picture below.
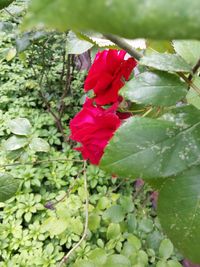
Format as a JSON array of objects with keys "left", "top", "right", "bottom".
[
  {"left": 4, "top": 8, "right": 19, "bottom": 24},
  {"left": 58, "top": 161, "right": 89, "bottom": 267},
  {"left": 0, "top": 158, "right": 84, "bottom": 168},
  {"left": 188, "top": 58, "right": 200, "bottom": 82},
  {"left": 178, "top": 72, "right": 200, "bottom": 95},
  {"left": 55, "top": 168, "right": 85, "bottom": 204},
  {"left": 104, "top": 33, "right": 142, "bottom": 61},
  {"left": 142, "top": 107, "right": 153, "bottom": 117},
  {"left": 39, "top": 91, "right": 69, "bottom": 143},
  {"left": 59, "top": 54, "right": 72, "bottom": 117}
]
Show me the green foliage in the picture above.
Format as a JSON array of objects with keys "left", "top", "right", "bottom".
[
  {"left": 120, "top": 71, "right": 188, "bottom": 107},
  {"left": 101, "top": 39, "right": 200, "bottom": 262},
  {"left": 0, "top": 0, "right": 14, "bottom": 10},
  {"left": 66, "top": 31, "right": 94, "bottom": 55},
  {"left": 23, "top": 0, "right": 200, "bottom": 40},
  {"left": 173, "top": 40, "right": 200, "bottom": 66},
  {"left": 140, "top": 53, "right": 191, "bottom": 72},
  {"left": 1, "top": 0, "right": 199, "bottom": 265},
  {"left": 0, "top": 173, "right": 19, "bottom": 202}
]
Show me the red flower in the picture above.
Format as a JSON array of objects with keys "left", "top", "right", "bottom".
[
  {"left": 70, "top": 99, "right": 121, "bottom": 165},
  {"left": 84, "top": 49, "right": 137, "bottom": 105}
]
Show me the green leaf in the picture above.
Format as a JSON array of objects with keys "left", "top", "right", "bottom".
[
  {"left": 41, "top": 217, "right": 68, "bottom": 236},
  {"left": 88, "top": 248, "right": 107, "bottom": 266},
  {"left": 146, "top": 231, "right": 163, "bottom": 251},
  {"left": 103, "top": 205, "right": 125, "bottom": 223},
  {"left": 73, "top": 260, "right": 95, "bottom": 267},
  {"left": 127, "top": 234, "right": 141, "bottom": 250},
  {"left": 146, "top": 40, "right": 174, "bottom": 53},
  {"left": 29, "top": 137, "right": 50, "bottom": 152},
  {"left": 23, "top": 0, "right": 200, "bottom": 40},
  {"left": 8, "top": 118, "right": 32, "bottom": 136},
  {"left": 106, "top": 223, "right": 121, "bottom": 240},
  {"left": 120, "top": 196, "right": 134, "bottom": 213},
  {"left": 158, "top": 167, "right": 200, "bottom": 263},
  {"left": 159, "top": 239, "right": 174, "bottom": 260},
  {"left": 127, "top": 214, "right": 137, "bottom": 233},
  {"left": 102, "top": 255, "right": 131, "bottom": 267},
  {"left": 0, "top": 0, "right": 14, "bottom": 10},
  {"left": 156, "top": 260, "right": 168, "bottom": 267},
  {"left": 167, "top": 260, "right": 183, "bottom": 267},
  {"left": 97, "top": 196, "right": 110, "bottom": 210},
  {"left": 88, "top": 213, "right": 101, "bottom": 232},
  {"left": 186, "top": 76, "right": 200, "bottom": 109},
  {"left": 173, "top": 40, "right": 200, "bottom": 66},
  {"left": 140, "top": 53, "right": 191, "bottom": 73},
  {"left": 120, "top": 71, "right": 188, "bottom": 106},
  {"left": 70, "top": 217, "right": 83, "bottom": 235},
  {"left": 6, "top": 47, "right": 17, "bottom": 61},
  {"left": 139, "top": 218, "right": 154, "bottom": 233},
  {"left": 16, "top": 31, "right": 47, "bottom": 53},
  {"left": 101, "top": 105, "right": 200, "bottom": 179},
  {"left": 66, "top": 31, "right": 93, "bottom": 55},
  {"left": 138, "top": 250, "right": 148, "bottom": 265},
  {"left": 0, "top": 173, "right": 19, "bottom": 202},
  {"left": 4, "top": 136, "right": 28, "bottom": 151}
]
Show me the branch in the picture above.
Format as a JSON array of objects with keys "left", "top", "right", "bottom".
[
  {"left": 58, "top": 161, "right": 89, "bottom": 267},
  {"left": 178, "top": 72, "right": 200, "bottom": 95},
  {"left": 104, "top": 33, "right": 143, "bottom": 61},
  {"left": 39, "top": 91, "right": 69, "bottom": 143},
  {"left": 59, "top": 54, "right": 72, "bottom": 117},
  {"left": 188, "top": 58, "right": 200, "bottom": 82}
]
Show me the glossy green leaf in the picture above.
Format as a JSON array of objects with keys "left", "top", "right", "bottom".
[
  {"left": 159, "top": 239, "right": 174, "bottom": 259},
  {"left": 140, "top": 53, "right": 191, "bottom": 73},
  {"left": 29, "top": 138, "right": 50, "bottom": 152},
  {"left": 66, "top": 31, "right": 93, "bottom": 55},
  {"left": 8, "top": 118, "right": 32, "bottom": 136},
  {"left": 4, "top": 136, "right": 28, "bottom": 151},
  {"left": 158, "top": 166, "right": 200, "bottom": 263},
  {"left": 173, "top": 40, "right": 200, "bottom": 66},
  {"left": 121, "top": 71, "right": 188, "bottom": 106},
  {"left": 0, "top": 173, "right": 19, "bottom": 202},
  {"left": 101, "top": 106, "right": 200, "bottom": 179},
  {"left": 23, "top": 0, "right": 200, "bottom": 40}
]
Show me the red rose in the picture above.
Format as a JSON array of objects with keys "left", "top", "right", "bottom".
[
  {"left": 70, "top": 98, "right": 121, "bottom": 165},
  {"left": 84, "top": 49, "right": 137, "bottom": 105}
]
